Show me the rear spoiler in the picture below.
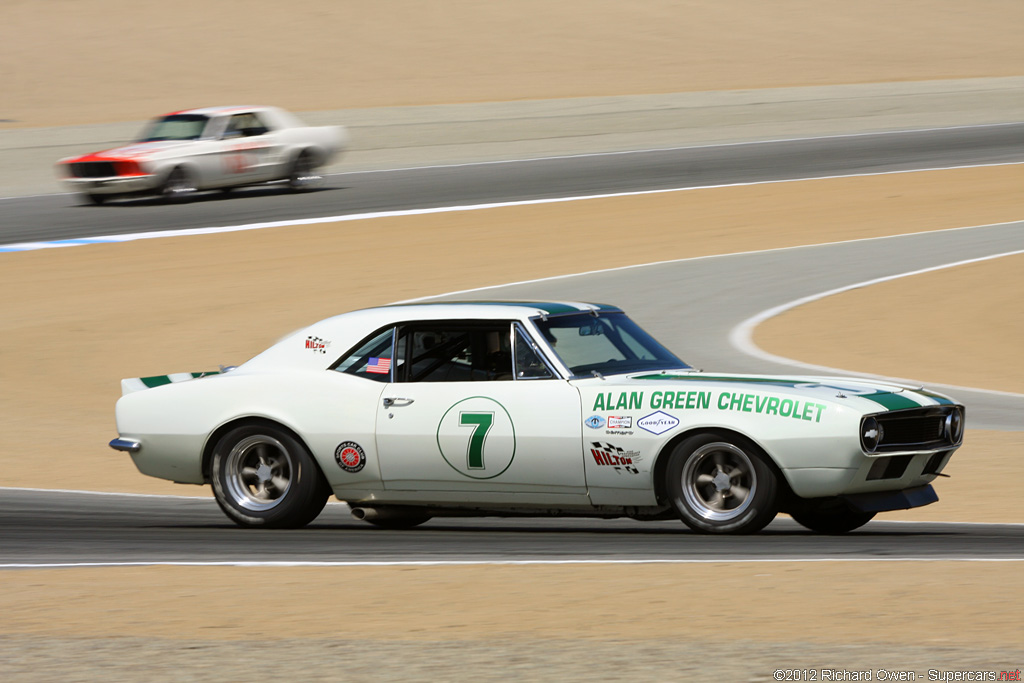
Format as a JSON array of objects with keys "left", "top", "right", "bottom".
[{"left": 120, "top": 370, "right": 222, "bottom": 396}]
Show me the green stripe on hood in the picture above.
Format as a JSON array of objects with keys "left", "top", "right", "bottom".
[{"left": 631, "top": 373, "right": 924, "bottom": 412}]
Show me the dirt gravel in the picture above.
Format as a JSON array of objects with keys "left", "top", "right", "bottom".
[
  {"left": 4, "top": 0, "right": 1024, "bottom": 127},
  {"left": 1, "top": 563, "right": 1021, "bottom": 681}
]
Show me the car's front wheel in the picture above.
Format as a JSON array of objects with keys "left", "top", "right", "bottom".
[
  {"left": 790, "top": 506, "right": 875, "bottom": 534},
  {"left": 665, "top": 433, "right": 779, "bottom": 534},
  {"left": 161, "top": 166, "right": 196, "bottom": 202},
  {"left": 287, "top": 151, "right": 322, "bottom": 191},
  {"left": 211, "top": 425, "right": 329, "bottom": 528}
]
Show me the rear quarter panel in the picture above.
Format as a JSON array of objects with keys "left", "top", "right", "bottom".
[{"left": 115, "top": 370, "right": 384, "bottom": 490}]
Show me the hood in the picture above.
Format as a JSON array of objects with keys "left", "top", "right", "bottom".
[
  {"left": 575, "top": 370, "right": 956, "bottom": 416},
  {"left": 64, "top": 140, "right": 195, "bottom": 163}
]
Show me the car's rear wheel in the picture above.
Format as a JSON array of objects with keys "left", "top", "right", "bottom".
[
  {"left": 790, "top": 506, "right": 875, "bottom": 534},
  {"left": 161, "top": 166, "right": 196, "bottom": 202},
  {"left": 665, "top": 433, "right": 778, "bottom": 534},
  {"left": 287, "top": 150, "right": 321, "bottom": 191},
  {"left": 211, "top": 425, "right": 329, "bottom": 528}
]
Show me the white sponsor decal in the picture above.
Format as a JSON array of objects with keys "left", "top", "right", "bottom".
[{"left": 637, "top": 410, "right": 679, "bottom": 435}]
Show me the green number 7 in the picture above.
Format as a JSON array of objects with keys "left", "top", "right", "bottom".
[{"left": 459, "top": 412, "right": 494, "bottom": 470}]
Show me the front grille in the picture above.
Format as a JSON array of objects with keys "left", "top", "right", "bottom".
[
  {"left": 70, "top": 162, "right": 116, "bottom": 178},
  {"left": 870, "top": 406, "right": 962, "bottom": 453},
  {"left": 882, "top": 415, "right": 944, "bottom": 445}
]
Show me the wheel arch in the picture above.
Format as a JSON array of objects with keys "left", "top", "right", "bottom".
[
  {"left": 650, "top": 426, "right": 796, "bottom": 507},
  {"left": 288, "top": 145, "right": 324, "bottom": 169},
  {"left": 201, "top": 415, "right": 325, "bottom": 485},
  {"left": 160, "top": 161, "right": 204, "bottom": 190}
]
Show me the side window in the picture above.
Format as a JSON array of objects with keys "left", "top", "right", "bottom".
[
  {"left": 514, "top": 327, "right": 555, "bottom": 379},
  {"left": 223, "top": 113, "right": 268, "bottom": 139},
  {"left": 396, "top": 323, "right": 514, "bottom": 382},
  {"left": 332, "top": 328, "right": 395, "bottom": 382}
]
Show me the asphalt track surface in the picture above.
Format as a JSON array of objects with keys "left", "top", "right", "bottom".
[
  {"left": 3, "top": 124, "right": 1023, "bottom": 565},
  {"left": 1, "top": 489, "right": 1022, "bottom": 565},
  {"left": 2, "top": 122, "right": 1024, "bottom": 245}
]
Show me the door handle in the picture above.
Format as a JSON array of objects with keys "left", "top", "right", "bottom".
[{"left": 382, "top": 397, "right": 414, "bottom": 408}]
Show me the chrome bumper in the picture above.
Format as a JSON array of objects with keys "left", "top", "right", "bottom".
[{"left": 109, "top": 438, "right": 141, "bottom": 453}]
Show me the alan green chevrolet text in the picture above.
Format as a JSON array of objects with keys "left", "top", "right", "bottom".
[{"left": 110, "top": 302, "right": 964, "bottom": 534}]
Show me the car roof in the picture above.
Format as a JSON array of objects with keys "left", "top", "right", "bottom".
[
  {"left": 382, "top": 301, "right": 621, "bottom": 317},
  {"left": 240, "top": 301, "right": 621, "bottom": 372},
  {"left": 163, "top": 105, "right": 275, "bottom": 117}
]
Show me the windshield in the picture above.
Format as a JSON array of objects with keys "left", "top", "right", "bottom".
[
  {"left": 534, "top": 312, "right": 689, "bottom": 376},
  {"left": 140, "top": 114, "right": 209, "bottom": 141}
]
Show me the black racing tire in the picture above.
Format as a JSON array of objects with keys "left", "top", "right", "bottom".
[
  {"left": 161, "top": 166, "right": 196, "bottom": 202},
  {"left": 790, "top": 507, "right": 876, "bottom": 534},
  {"left": 287, "top": 150, "right": 321, "bottom": 191},
  {"left": 210, "top": 424, "right": 329, "bottom": 529},
  {"left": 85, "top": 193, "right": 107, "bottom": 205},
  {"left": 665, "top": 433, "right": 779, "bottom": 534}
]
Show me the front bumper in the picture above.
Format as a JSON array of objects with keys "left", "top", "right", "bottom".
[
  {"left": 62, "top": 175, "right": 158, "bottom": 195},
  {"left": 841, "top": 484, "right": 938, "bottom": 513}
]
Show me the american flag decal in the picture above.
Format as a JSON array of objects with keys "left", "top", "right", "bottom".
[{"left": 367, "top": 357, "right": 391, "bottom": 374}]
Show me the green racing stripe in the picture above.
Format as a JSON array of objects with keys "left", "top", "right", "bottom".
[{"left": 631, "top": 373, "right": 925, "bottom": 411}]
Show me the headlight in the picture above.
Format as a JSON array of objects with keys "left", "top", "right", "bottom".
[
  {"left": 861, "top": 416, "right": 883, "bottom": 453},
  {"left": 945, "top": 408, "right": 964, "bottom": 444}
]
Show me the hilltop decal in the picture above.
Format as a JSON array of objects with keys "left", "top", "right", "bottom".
[
  {"left": 305, "top": 336, "right": 331, "bottom": 354},
  {"left": 589, "top": 442, "right": 641, "bottom": 474}
]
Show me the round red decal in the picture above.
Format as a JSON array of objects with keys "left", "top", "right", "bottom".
[{"left": 334, "top": 441, "right": 366, "bottom": 473}]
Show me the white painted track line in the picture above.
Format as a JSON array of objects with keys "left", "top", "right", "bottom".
[
  {"left": 3, "top": 557, "right": 1023, "bottom": 569},
  {"left": 728, "top": 248, "right": 1024, "bottom": 399}
]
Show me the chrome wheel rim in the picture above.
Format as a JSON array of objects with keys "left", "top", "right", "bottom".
[
  {"left": 681, "top": 442, "right": 757, "bottom": 522},
  {"left": 224, "top": 435, "right": 294, "bottom": 511}
]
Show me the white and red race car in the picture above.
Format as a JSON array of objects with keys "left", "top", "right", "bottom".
[{"left": 56, "top": 106, "right": 347, "bottom": 204}]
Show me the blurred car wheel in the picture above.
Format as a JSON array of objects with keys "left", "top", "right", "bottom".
[
  {"left": 288, "top": 150, "right": 322, "bottom": 191},
  {"left": 161, "top": 166, "right": 196, "bottom": 203}
]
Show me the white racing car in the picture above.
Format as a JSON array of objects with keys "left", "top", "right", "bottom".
[
  {"left": 110, "top": 302, "right": 964, "bottom": 534},
  {"left": 57, "top": 106, "right": 347, "bottom": 204}
]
